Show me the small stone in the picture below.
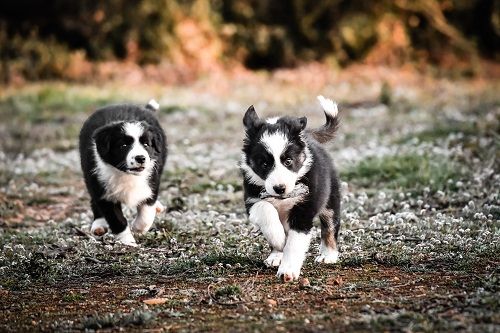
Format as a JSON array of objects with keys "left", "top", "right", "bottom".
[
  {"left": 266, "top": 299, "right": 277, "bottom": 307},
  {"left": 299, "top": 278, "right": 310, "bottom": 288}
]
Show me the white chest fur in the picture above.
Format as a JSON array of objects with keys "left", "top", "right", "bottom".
[{"left": 93, "top": 147, "right": 152, "bottom": 208}]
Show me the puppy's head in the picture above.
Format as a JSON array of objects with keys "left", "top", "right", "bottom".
[
  {"left": 93, "top": 121, "right": 161, "bottom": 175},
  {"left": 241, "top": 106, "right": 311, "bottom": 196}
]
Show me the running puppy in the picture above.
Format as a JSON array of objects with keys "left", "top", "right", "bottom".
[
  {"left": 79, "top": 100, "right": 167, "bottom": 246},
  {"left": 239, "top": 96, "right": 341, "bottom": 281}
]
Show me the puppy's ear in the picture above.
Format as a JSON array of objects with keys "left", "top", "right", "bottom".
[
  {"left": 151, "top": 130, "right": 164, "bottom": 155},
  {"left": 298, "top": 116, "right": 307, "bottom": 130},
  {"left": 243, "top": 105, "right": 261, "bottom": 129},
  {"left": 291, "top": 116, "right": 307, "bottom": 132},
  {"left": 93, "top": 125, "right": 113, "bottom": 158},
  {"left": 142, "top": 124, "right": 163, "bottom": 155}
]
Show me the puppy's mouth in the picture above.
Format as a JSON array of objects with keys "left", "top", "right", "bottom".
[
  {"left": 128, "top": 167, "right": 145, "bottom": 173},
  {"left": 260, "top": 183, "right": 309, "bottom": 200}
]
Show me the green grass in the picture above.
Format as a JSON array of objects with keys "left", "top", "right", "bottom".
[
  {"left": 0, "top": 86, "right": 115, "bottom": 122},
  {"left": 62, "top": 293, "right": 86, "bottom": 302},
  {"left": 341, "top": 153, "right": 465, "bottom": 192},
  {"left": 214, "top": 284, "right": 242, "bottom": 298},
  {"left": 397, "top": 122, "right": 477, "bottom": 144},
  {"left": 82, "top": 309, "right": 156, "bottom": 330}
]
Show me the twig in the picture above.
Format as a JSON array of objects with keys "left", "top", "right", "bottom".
[
  {"left": 73, "top": 227, "right": 94, "bottom": 240},
  {"left": 84, "top": 256, "right": 104, "bottom": 264},
  {"left": 327, "top": 294, "right": 360, "bottom": 300}
]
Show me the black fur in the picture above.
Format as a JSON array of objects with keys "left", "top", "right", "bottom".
[
  {"left": 241, "top": 105, "right": 341, "bottom": 248},
  {"left": 79, "top": 103, "right": 167, "bottom": 235}
]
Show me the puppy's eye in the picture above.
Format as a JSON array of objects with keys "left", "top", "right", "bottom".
[
  {"left": 143, "top": 143, "right": 149, "bottom": 147},
  {"left": 122, "top": 143, "right": 128, "bottom": 147},
  {"left": 261, "top": 161, "right": 268, "bottom": 168},
  {"left": 283, "top": 158, "right": 293, "bottom": 167}
]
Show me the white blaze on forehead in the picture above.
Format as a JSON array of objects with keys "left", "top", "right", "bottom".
[
  {"left": 266, "top": 117, "right": 279, "bottom": 124},
  {"left": 123, "top": 122, "right": 144, "bottom": 139},
  {"left": 260, "top": 130, "right": 298, "bottom": 195},
  {"left": 123, "top": 122, "right": 152, "bottom": 172},
  {"left": 260, "top": 131, "right": 288, "bottom": 157}
]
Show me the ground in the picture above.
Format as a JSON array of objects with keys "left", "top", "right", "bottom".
[{"left": 0, "top": 66, "right": 499, "bottom": 332}]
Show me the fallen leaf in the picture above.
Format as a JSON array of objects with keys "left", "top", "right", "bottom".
[{"left": 143, "top": 297, "right": 168, "bottom": 305}]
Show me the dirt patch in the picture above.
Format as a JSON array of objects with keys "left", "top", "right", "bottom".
[{"left": 1, "top": 265, "right": 492, "bottom": 332}]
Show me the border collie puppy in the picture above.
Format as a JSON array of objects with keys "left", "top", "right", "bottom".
[
  {"left": 239, "top": 96, "right": 341, "bottom": 281},
  {"left": 79, "top": 100, "right": 167, "bottom": 246}
]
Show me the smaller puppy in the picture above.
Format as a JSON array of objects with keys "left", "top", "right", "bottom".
[
  {"left": 79, "top": 100, "right": 167, "bottom": 246},
  {"left": 239, "top": 96, "right": 341, "bottom": 281}
]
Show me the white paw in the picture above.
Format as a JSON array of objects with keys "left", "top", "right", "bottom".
[
  {"left": 315, "top": 250, "right": 339, "bottom": 264},
  {"left": 276, "top": 261, "right": 302, "bottom": 282},
  {"left": 91, "top": 218, "right": 109, "bottom": 236},
  {"left": 264, "top": 252, "right": 283, "bottom": 267},
  {"left": 131, "top": 203, "right": 158, "bottom": 235},
  {"left": 155, "top": 201, "right": 165, "bottom": 213},
  {"left": 131, "top": 217, "right": 154, "bottom": 235},
  {"left": 115, "top": 228, "right": 138, "bottom": 247}
]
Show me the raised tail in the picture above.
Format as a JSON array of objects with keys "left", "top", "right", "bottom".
[
  {"left": 145, "top": 99, "right": 160, "bottom": 112},
  {"left": 307, "top": 95, "right": 340, "bottom": 144}
]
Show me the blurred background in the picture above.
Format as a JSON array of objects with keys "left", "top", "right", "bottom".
[{"left": 0, "top": 0, "right": 499, "bottom": 83}]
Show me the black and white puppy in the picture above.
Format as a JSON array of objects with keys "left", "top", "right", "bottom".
[
  {"left": 239, "top": 96, "right": 341, "bottom": 281},
  {"left": 79, "top": 100, "right": 167, "bottom": 246}
]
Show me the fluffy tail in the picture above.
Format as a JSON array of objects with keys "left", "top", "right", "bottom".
[
  {"left": 145, "top": 99, "right": 160, "bottom": 112},
  {"left": 307, "top": 95, "right": 340, "bottom": 143}
]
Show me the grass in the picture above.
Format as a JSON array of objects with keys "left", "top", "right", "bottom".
[
  {"left": 397, "top": 122, "right": 477, "bottom": 144},
  {"left": 62, "top": 293, "right": 86, "bottom": 302},
  {"left": 341, "top": 153, "right": 465, "bottom": 192},
  {"left": 0, "top": 85, "right": 117, "bottom": 122},
  {"left": 214, "top": 284, "right": 242, "bottom": 298},
  {"left": 82, "top": 309, "right": 157, "bottom": 330}
]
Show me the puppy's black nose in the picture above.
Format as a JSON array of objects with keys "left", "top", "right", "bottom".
[
  {"left": 135, "top": 155, "right": 146, "bottom": 164},
  {"left": 273, "top": 184, "right": 286, "bottom": 195}
]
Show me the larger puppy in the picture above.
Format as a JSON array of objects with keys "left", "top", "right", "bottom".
[
  {"left": 239, "top": 96, "right": 341, "bottom": 281},
  {"left": 79, "top": 100, "right": 167, "bottom": 246}
]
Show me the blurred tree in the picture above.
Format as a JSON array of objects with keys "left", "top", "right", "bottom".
[{"left": 0, "top": 0, "right": 497, "bottom": 80}]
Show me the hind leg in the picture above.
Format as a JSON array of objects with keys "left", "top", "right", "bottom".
[
  {"left": 314, "top": 209, "right": 339, "bottom": 263},
  {"left": 316, "top": 174, "right": 341, "bottom": 264},
  {"left": 315, "top": 194, "right": 340, "bottom": 264}
]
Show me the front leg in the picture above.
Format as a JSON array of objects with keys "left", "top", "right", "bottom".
[
  {"left": 249, "top": 201, "right": 286, "bottom": 265},
  {"left": 277, "top": 229, "right": 312, "bottom": 282},
  {"left": 131, "top": 201, "right": 164, "bottom": 234},
  {"left": 97, "top": 199, "right": 137, "bottom": 247},
  {"left": 264, "top": 250, "right": 283, "bottom": 267}
]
